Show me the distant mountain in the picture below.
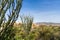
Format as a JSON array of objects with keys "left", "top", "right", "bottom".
[
  {"left": 14, "top": 22, "right": 60, "bottom": 27},
  {"left": 35, "top": 22, "right": 60, "bottom": 26}
]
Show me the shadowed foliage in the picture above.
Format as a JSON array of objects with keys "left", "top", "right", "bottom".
[{"left": 0, "top": 0, "right": 22, "bottom": 40}]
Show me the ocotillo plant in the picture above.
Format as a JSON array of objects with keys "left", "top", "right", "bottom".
[
  {"left": 20, "top": 16, "right": 33, "bottom": 35},
  {"left": 0, "top": 0, "right": 22, "bottom": 40},
  {"left": 14, "top": 16, "right": 33, "bottom": 40}
]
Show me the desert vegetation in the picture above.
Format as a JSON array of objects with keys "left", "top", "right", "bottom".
[
  {"left": 13, "top": 17, "right": 60, "bottom": 40},
  {"left": 0, "top": 0, "right": 22, "bottom": 40},
  {"left": 0, "top": 0, "right": 60, "bottom": 40}
]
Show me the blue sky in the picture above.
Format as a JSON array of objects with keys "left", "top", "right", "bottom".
[{"left": 18, "top": 0, "right": 60, "bottom": 23}]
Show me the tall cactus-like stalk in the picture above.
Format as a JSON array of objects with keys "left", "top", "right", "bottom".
[
  {"left": 0, "top": 0, "right": 22, "bottom": 40},
  {"left": 20, "top": 16, "right": 33, "bottom": 35}
]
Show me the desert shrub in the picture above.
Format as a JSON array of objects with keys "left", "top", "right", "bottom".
[
  {"left": 15, "top": 24, "right": 60, "bottom": 40},
  {"left": 14, "top": 16, "right": 33, "bottom": 40},
  {"left": 35, "top": 26, "right": 60, "bottom": 40},
  {"left": 14, "top": 16, "right": 60, "bottom": 40},
  {"left": 0, "top": 0, "right": 60, "bottom": 40}
]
